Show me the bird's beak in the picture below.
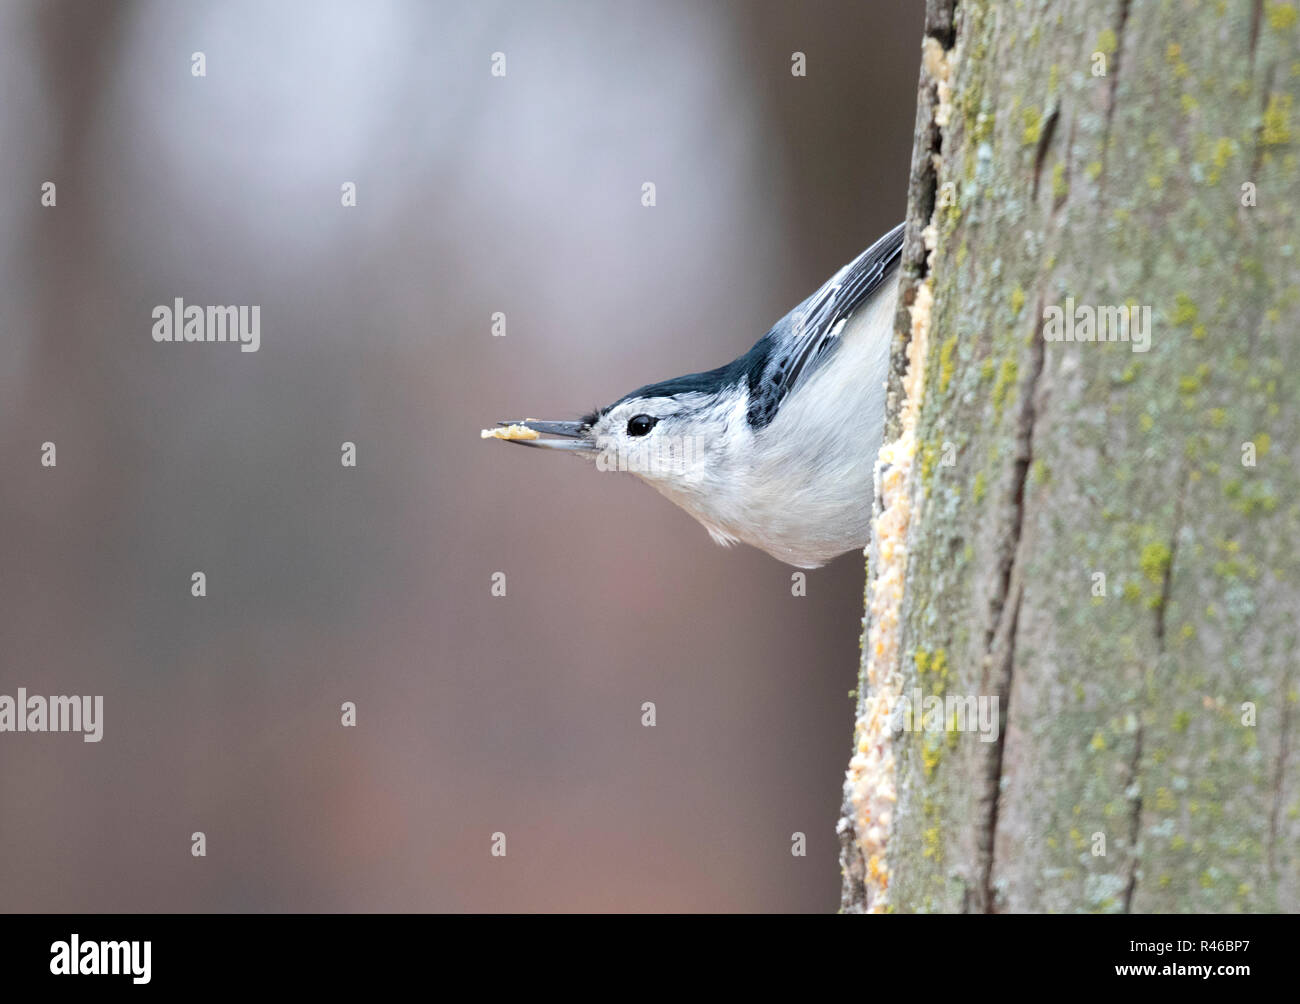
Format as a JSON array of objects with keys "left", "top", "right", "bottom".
[{"left": 497, "top": 419, "right": 594, "bottom": 452}]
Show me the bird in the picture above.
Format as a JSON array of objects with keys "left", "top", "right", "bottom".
[{"left": 484, "top": 221, "right": 906, "bottom": 569}]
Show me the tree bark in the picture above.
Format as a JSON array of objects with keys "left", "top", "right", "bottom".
[{"left": 840, "top": 0, "right": 1300, "bottom": 913}]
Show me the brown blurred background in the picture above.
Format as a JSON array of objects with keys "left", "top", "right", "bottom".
[{"left": 0, "top": 0, "right": 922, "bottom": 911}]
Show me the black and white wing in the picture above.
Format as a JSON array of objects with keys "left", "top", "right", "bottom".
[{"left": 744, "top": 221, "right": 904, "bottom": 428}]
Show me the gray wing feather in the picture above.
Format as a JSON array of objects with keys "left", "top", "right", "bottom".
[{"left": 746, "top": 222, "right": 904, "bottom": 427}]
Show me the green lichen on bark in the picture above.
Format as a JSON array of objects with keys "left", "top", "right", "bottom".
[{"left": 845, "top": 0, "right": 1300, "bottom": 913}]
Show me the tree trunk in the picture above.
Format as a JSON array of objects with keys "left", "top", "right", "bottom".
[{"left": 839, "top": 0, "right": 1300, "bottom": 913}]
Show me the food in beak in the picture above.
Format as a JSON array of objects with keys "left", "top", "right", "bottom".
[{"left": 480, "top": 423, "right": 540, "bottom": 441}]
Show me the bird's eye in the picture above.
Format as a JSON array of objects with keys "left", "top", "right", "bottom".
[{"left": 626, "top": 414, "right": 658, "bottom": 437}]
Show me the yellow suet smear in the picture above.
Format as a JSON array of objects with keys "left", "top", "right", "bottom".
[{"left": 481, "top": 424, "right": 539, "bottom": 441}]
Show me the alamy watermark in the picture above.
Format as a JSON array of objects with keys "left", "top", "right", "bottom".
[
  {"left": 152, "top": 298, "right": 260, "bottom": 352},
  {"left": 893, "top": 689, "right": 1000, "bottom": 743},
  {"left": 594, "top": 434, "right": 712, "bottom": 483},
  {"left": 50, "top": 934, "right": 150, "bottom": 984},
  {"left": 0, "top": 688, "right": 103, "bottom": 742},
  {"left": 1043, "top": 297, "right": 1151, "bottom": 353}
]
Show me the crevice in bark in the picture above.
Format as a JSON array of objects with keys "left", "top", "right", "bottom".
[
  {"left": 1124, "top": 476, "right": 1185, "bottom": 910},
  {"left": 1249, "top": 0, "right": 1264, "bottom": 68},
  {"left": 1269, "top": 672, "right": 1294, "bottom": 874},
  {"left": 986, "top": 301, "right": 1048, "bottom": 654},
  {"left": 1153, "top": 482, "right": 1185, "bottom": 650},
  {"left": 1101, "top": 0, "right": 1132, "bottom": 153},
  {"left": 1122, "top": 723, "right": 1145, "bottom": 911},
  {"left": 1251, "top": 74, "right": 1279, "bottom": 179},
  {"left": 1030, "top": 105, "right": 1060, "bottom": 201},
  {"left": 887, "top": 0, "right": 957, "bottom": 444},
  {"left": 925, "top": 0, "right": 956, "bottom": 49},
  {"left": 971, "top": 295, "right": 1048, "bottom": 912},
  {"left": 905, "top": 0, "right": 958, "bottom": 282},
  {"left": 976, "top": 578, "right": 1023, "bottom": 912}
]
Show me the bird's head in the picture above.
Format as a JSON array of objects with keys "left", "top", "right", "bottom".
[{"left": 490, "top": 368, "right": 751, "bottom": 500}]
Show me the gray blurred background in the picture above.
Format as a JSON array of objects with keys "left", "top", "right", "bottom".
[{"left": 0, "top": 0, "right": 922, "bottom": 911}]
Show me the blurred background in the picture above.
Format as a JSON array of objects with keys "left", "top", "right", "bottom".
[{"left": 0, "top": 0, "right": 922, "bottom": 911}]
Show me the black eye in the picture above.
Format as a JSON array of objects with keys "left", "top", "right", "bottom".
[{"left": 626, "top": 414, "right": 658, "bottom": 437}]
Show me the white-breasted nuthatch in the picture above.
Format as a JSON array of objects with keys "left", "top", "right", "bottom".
[{"left": 486, "top": 221, "right": 905, "bottom": 568}]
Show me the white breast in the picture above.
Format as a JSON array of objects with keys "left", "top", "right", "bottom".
[{"left": 695, "top": 280, "right": 897, "bottom": 568}]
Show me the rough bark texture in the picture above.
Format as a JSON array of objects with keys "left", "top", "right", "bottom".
[{"left": 840, "top": 0, "right": 1300, "bottom": 913}]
